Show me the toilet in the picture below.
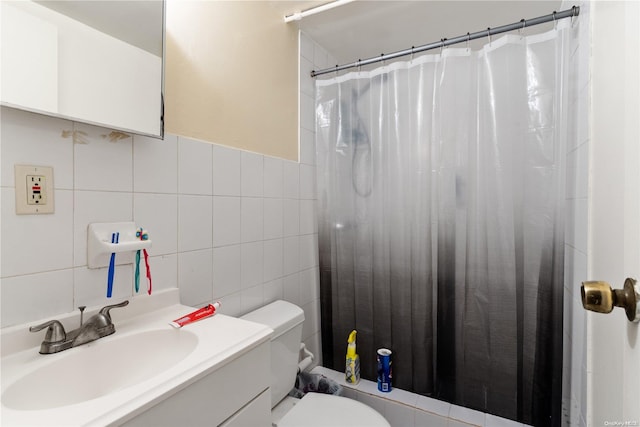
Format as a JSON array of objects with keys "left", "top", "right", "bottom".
[{"left": 241, "top": 300, "right": 390, "bottom": 427}]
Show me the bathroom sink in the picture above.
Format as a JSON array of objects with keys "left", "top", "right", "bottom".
[
  {"left": 2, "top": 329, "right": 198, "bottom": 410},
  {"left": 1, "top": 289, "right": 273, "bottom": 427}
]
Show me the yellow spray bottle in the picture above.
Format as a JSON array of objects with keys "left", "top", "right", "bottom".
[{"left": 345, "top": 330, "right": 360, "bottom": 384}]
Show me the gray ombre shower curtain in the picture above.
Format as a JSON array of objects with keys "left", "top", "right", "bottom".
[{"left": 316, "top": 24, "right": 574, "bottom": 426}]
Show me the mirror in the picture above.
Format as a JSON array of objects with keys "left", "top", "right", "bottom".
[{"left": 1, "top": 0, "right": 164, "bottom": 138}]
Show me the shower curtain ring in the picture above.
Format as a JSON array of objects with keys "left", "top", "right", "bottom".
[
  {"left": 466, "top": 33, "right": 470, "bottom": 50},
  {"left": 440, "top": 38, "right": 447, "bottom": 54},
  {"left": 487, "top": 28, "right": 492, "bottom": 45},
  {"left": 552, "top": 11, "right": 557, "bottom": 29},
  {"left": 571, "top": 6, "right": 577, "bottom": 27},
  {"left": 410, "top": 46, "right": 415, "bottom": 61},
  {"left": 357, "top": 59, "right": 362, "bottom": 72},
  {"left": 519, "top": 19, "right": 526, "bottom": 37}
]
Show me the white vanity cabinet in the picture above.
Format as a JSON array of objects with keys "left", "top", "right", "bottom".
[
  {"left": 122, "top": 340, "right": 272, "bottom": 427},
  {"left": 0, "top": 290, "right": 273, "bottom": 427}
]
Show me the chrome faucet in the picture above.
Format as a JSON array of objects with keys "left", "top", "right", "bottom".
[{"left": 29, "top": 300, "right": 129, "bottom": 354}]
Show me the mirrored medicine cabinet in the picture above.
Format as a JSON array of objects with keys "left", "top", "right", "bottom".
[{"left": 1, "top": 0, "right": 164, "bottom": 138}]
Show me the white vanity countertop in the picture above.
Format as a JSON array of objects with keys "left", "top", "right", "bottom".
[{"left": 1, "top": 289, "right": 273, "bottom": 426}]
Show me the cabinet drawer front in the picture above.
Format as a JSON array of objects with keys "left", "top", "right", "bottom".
[
  {"left": 220, "top": 388, "right": 271, "bottom": 427},
  {"left": 122, "top": 341, "right": 270, "bottom": 426}
]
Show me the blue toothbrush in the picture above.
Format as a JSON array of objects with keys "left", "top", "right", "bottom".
[{"left": 107, "top": 232, "right": 119, "bottom": 297}]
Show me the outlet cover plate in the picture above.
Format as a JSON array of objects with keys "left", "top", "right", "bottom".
[{"left": 15, "top": 164, "right": 54, "bottom": 214}]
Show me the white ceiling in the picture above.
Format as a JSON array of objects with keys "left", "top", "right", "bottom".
[{"left": 284, "top": 1, "right": 564, "bottom": 67}]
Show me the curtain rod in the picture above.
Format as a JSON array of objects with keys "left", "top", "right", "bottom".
[
  {"left": 311, "top": 6, "right": 579, "bottom": 77},
  {"left": 285, "top": 0, "right": 355, "bottom": 23}
]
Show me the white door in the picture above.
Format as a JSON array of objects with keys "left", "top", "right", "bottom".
[{"left": 589, "top": 1, "right": 640, "bottom": 425}]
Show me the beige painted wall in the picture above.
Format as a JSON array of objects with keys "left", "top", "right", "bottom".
[{"left": 165, "top": 1, "right": 299, "bottom": 161}]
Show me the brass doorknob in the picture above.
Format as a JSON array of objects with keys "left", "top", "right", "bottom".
[{"left": 581, "top": 278, "right": 640, "bottom": 322}]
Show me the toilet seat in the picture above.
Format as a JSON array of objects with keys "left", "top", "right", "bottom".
[{"left": 277, "top": 393, "right": 390, "bottom": 427}]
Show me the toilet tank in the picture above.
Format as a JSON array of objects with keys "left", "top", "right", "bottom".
[{"left": 241, "top": 300, "right": 305, "bottom": 408}]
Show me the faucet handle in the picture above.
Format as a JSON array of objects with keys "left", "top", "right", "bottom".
[
  {"left": 29, "top": 320, "right": 66, "bottom": 343},
  {"left": 99, "top": 300, "right": 129, "bottom": 322}
]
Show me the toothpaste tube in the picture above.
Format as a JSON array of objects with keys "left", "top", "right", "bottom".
[{"left": 170, "top": 301, "right": 221, "bottom": 328}]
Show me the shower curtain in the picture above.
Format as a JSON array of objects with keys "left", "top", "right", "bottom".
[{"left": 316, "top": 25, "right": 574, "bottom": 426}]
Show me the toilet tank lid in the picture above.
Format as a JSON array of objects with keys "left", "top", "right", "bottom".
[{"left": 240, "top": 300, "right": 305, "bottom": 338}]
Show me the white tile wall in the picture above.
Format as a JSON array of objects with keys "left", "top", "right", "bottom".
[
  {"left": 312, "top": 367, "right": 526, "bottom": 427},
  {"left": 178, "top": 137, "right": 213, "bottom": 195},
  {"left": 560, "top": 2, "right": 590, "bottom": 426},
  {"left": 0, "top": 105, "right": 320, "bottom": 340},
  {"left": 240, "top": 151, "right": 264, "bottom": 197},
  {"left": 212, "top": 145, "right": 241, "bottom": 196}
]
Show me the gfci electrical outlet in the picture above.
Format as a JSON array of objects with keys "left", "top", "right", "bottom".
[{"left": 15, "top": 165, "right": 54, "bottom": 214}]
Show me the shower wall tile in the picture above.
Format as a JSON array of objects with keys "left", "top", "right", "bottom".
[
  {"left": 147, "top": 254, "right": 177, "bottom": 294},
  {"left": 262, "top": 238, "right": 283, "bottom": 283},
  {"left": 300, "top": 56, "right": 315, "bottom": 97},
  {"left": 449, "top": 405, "right": 485, "bottom": 426},
  {"left": 299, "top": 267, "right": 319, "bottom": 306},
  {"left": 283, "top": 272, "right": 300, "bottom": 306},
  {"left": 313, "top": 43, "right": 329, "bottom": 70},
  {"left": 300, "top": 31, "right": 314, "bottom": 62},
  {"left": 218, "top": 291, "right": 242, "bottom": 317},
  {"left": 565, "top": 197, "right": 588, "bottom": 254},
  {"left": 178, "top": 195, "right": 213, "bottom": 252},
  {"left": 283, "top": 160, "right": 300, "bottom": 199},
  {"left": 263, "top": 198, "right": 284, "bottom": 240},
  {"left": 241, "top": 241, "right": 263, "bottom": 289},
  {"left": 212, "top": 244, "right": 241, "bottom": 298},
  {"left": 178, "top": 136, "right": 213, "bottom": 195},
  {"left": 283, "top": 236, "right": 300, "bottom": 276},
  {"left": 299, "top": 199, "right": 317, "bottom": 234},
  {"left": 300, "top": 93, "right": 315, "bottom": 132},
  {"left": 133, "top": 193, "right": 178, "bottom": 256},
  {"left": 178, "top": 249, "right": 213, "bottom": 306},
  {"left": 416, "top": 395, "right": 451, "bottom": 418},
  {"left": 263, "top": 156, "right": 284, "bottom": 198},
  {"left": 212, "top": 196, "right": 241, "bottom": 247},
  {"left": 213, "top": 144, "right": 241, "bottom": 196},
  {"left": 1, "top": 188, "right": 73, "bottom": 277},
  {"left": 74, "top": 264, "right": 133, "bottom": 307},
  {"left": 291, "top": 47, "right": 319, "bottom": 354},
  {"left": 484, "top": 413, "right": 525, "bottom": 427},
  {"left": 133, "top": 134, "right": 178, "bottom": 194},
  {"left": 263, "top": 278, "right": 284, "bottom": 304},
  {"left": 561, "top": 1, "right": 589, "bottom": 425},
  {"left": 299, "top": 234, "right": 319, "bottom": 270},
  {"left": 283, "top": 198, "right": 300, "bottom": 237},
  {"left": 0, "top": 269, "right": 74, "bottom": 327},
  {"left": 300, "top": 127, "right": 316, "bottom": 165},
  {"left": 2, "top": 124, "right": 319, "bottom": 346},
  {"left": 299, "top": 164, "right": 317, "bottom": 200},
  {"left": 241, "top": 197, "right": 264, "bottom": 243},
  {"left": 241, "top": 283, "right": 264, "bottom": 313},
  {"left": 73, "top": 122, "right": 133, "bottom": 192},
  {"left": 304, "top": 331, "right": 323, "bottom": 369},
  {"left": 0, "top": 107, "right": 74, "bottom": 189},
  {"left": 301, "top": 298, "right": 320, "bottom": 341},
  {"left": 241, "top": 151, "right": 264, "bottom": 197}
]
